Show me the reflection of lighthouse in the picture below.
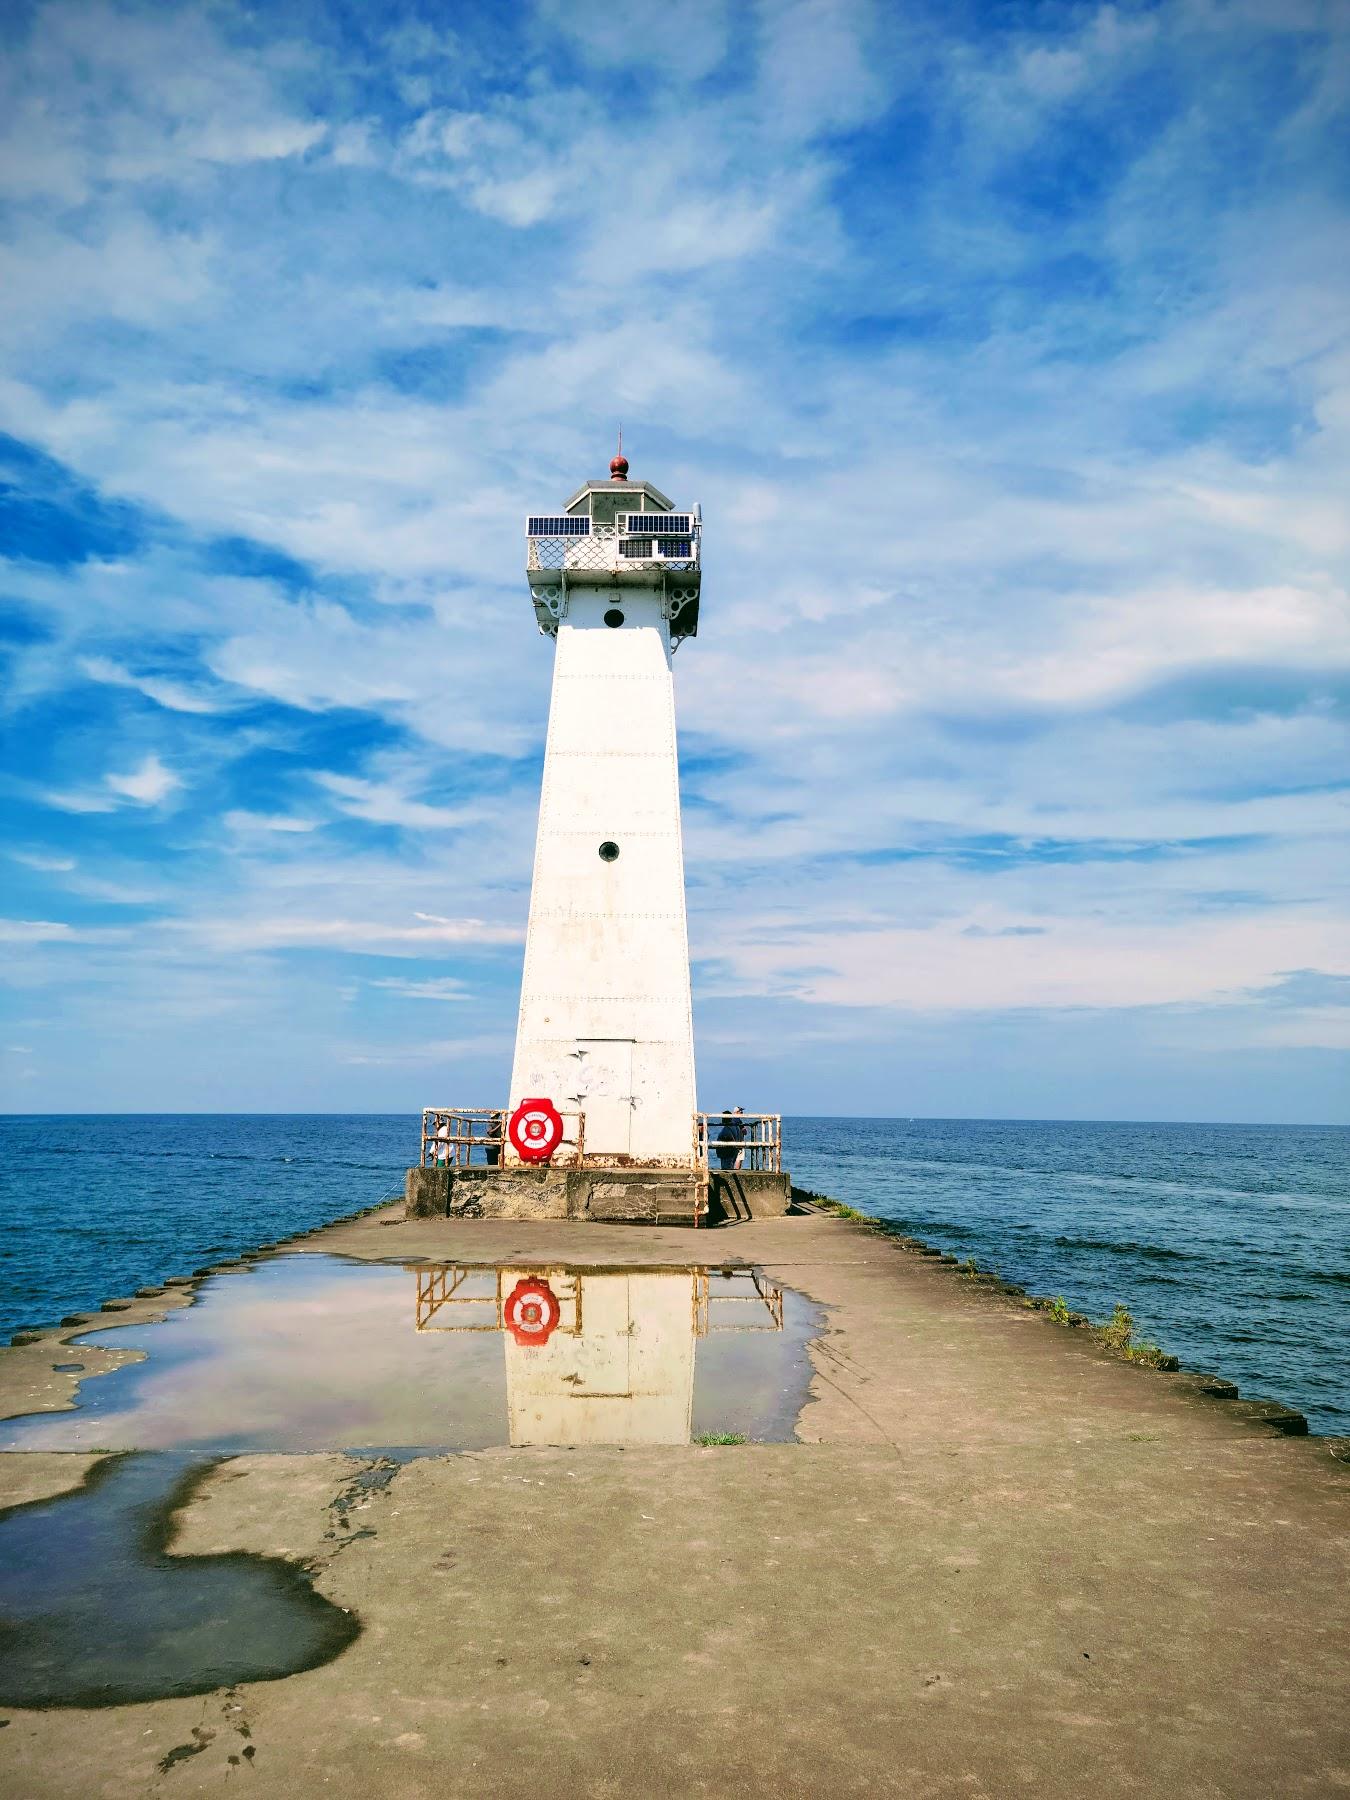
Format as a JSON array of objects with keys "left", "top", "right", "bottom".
[
  {"left": 504, "top": 1270, "right": 694, "bottom": 1446},
  {"left": 413, "top": 1264, "right": 786, "bottom": 1447}
]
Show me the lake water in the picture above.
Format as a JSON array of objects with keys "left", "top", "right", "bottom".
[
  {"left": 788, "top": 1116, "right": 1349, "bottom": 1435},
  {"left": 1, "top": 1114, "right": 1346, "bottom": 1431}
]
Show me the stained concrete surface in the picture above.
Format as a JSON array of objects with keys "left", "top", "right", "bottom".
[{"left": 0, "top": 1207, "right": 1346, "bottom": 1797}]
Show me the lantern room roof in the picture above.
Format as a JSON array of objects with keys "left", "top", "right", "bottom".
[{"left": 565, "top": 479, "right": 673, "bottom": 514}]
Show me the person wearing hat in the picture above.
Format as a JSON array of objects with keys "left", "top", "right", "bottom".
[{"left": 716, "top": 1106, "right": 745, "bottom": 1171}]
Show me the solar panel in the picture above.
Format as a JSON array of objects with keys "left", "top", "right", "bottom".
[
  {"left": 527, "top": 515, "right": 590, "bottom": 536},
  {"left": 618, "top": 513, "right": 691, "bottom": 535}
]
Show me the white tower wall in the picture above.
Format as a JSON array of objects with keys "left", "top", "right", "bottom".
[{"left": 507, "top": 584, "right": 697, "bottom": 1164}]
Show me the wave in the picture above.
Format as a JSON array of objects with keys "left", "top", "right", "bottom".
[
  {"left": 1051, "top": 1235, "right": 1193, "bottom": 1262},
  {"left": 10, "top": 1145, "right": 395, "bottom": 1170},
  {"left": 880, "top": 1218, "right": 981, "bottom": 1241},
  {"left": 831, "top": 1149, "right": 1338, "bottom": 1208}
]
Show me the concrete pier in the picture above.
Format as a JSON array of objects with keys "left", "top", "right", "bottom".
[{"left": 0, "top": 1205, "right": 1346, "bottom": 1797}]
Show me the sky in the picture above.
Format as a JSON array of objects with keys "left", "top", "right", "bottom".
[{"left": 0, "top": 0, "right": 1347, "bottom": 1122}]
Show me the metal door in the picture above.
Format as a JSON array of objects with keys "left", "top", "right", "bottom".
[{"left": 571, "top": 1038, "right": 635, "bottom": 1157}]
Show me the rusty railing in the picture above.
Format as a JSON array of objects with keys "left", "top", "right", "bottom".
[
  {"left": 421, "top": 1108, "right": 505, "bottom": 1168},
  {"left": 694, "top": 1113, "right": 782, "bottom": 1174},
  {"left": 421, "top": 1107, "right": 587, "bottom": 1169}
]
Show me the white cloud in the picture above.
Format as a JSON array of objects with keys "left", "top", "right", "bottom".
[
  {"left": 315, "top": 774, "right": 477, "bottom": 830},
  {"left": 0, "top": 1, "right": 326, "bottom": 204},
  {"left": 10, "top": 851, "right": 77, "bottom": 872},
  {"left": 0, "top": 221, "right": 214, "bottom": 348},
  {"left": 536, "top": 0, "right": 731, "bottom": 78},
  {"left": 79, "top": 656, "right": 227, "bottom": 715},
  {"left": 105, "top": 755, "right": 181, "bottom": 806},
  {"left": 370, "top": 976, "right": 471, "bottom": 1001},
  {"left": 43, "top": 755, "right": 185, "bottom": 811},
  {"left": 710, "top": 910, "right": 1350, "bottom": 1015},
  {"left": 223, "top": 811, "right": 318, "bottom": 834},
  {"left": 756, "top": 0, "right": 889, "bottom": 137},
  {"left": 187, "top": 914, "right": 522, "bottom": 954},
  {"left": 41, "top": 787, "right": 120, "bottom": 816},
  {"left": 342, "top": 1032, "right": 512, "bottom": 1066},
  {"left": 0, "top": 920, "right": 76, "bottom": 944}
]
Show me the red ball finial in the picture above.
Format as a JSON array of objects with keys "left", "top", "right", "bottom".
[{"left": 610, "top": 424, "right": 627, "bottom": 480}]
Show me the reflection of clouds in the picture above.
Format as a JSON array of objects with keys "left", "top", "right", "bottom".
[
  {"left": 1, "top": 1262, "right": 506, "bottom": 1453},
  {"left": 1, "top": 1259, "right": 820, "bottom": 1452},
  {"left": 691, "top": 1288, "right": 821, "bottom": 1443}
]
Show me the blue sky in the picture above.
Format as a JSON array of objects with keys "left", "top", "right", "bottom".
[{"left": 1, "top": 0, "right": 1347, "bottom": 1121}]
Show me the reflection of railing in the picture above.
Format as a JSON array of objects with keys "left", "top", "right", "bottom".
[
  {"left": 526, "top": 520, "right": 701, "bottom": 575},
  {"left": 693, "top": 1269, "right": 784, "bottom": 1334},
  {"left": 694, "top": 1114, "right": 782, "bottom": 1173},
  {"left": 421, "top": 1108, "right": 586, "bottom": 1168},
  {"left": 414, "top": 1263, "right": 782, "bottom": 1336},
  {"left": 415, "top": 1265, "right": 583, "bottom": 1333}
]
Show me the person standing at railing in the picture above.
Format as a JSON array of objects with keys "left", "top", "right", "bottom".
[
  {"left": 485, "top": 1111, "right": 504, "bottom": 1167},
  {"left": 716, "top": 1107, "right": 745, "bottom": 1171},
  {"left": 433, "top": 1117, "right": 452, "bottom": 1166}
]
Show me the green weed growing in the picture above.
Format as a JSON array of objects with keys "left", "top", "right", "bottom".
[{"left": 1091, "top": 1303, "right": 1173, "bottom": 1369}]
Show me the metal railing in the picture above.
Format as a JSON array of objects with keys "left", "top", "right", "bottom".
[
  {"left": 421, "top": 1108, "right": 505, "bottom": 1168},
  {"left": 694, "top": 1113, "right": 782, "bottom": 1173},
  {"left": 526, "top": 519, "right": 701, "bottom": 575},
  {"left": 420, "top": 1107, "right": 587, "bottom": 1169}
]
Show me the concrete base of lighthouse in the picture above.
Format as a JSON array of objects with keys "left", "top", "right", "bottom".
[{"left": 404, "top": 1164, "right": 792, "bottom": 1226}]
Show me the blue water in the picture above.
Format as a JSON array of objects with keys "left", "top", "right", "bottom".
[
  {"left": 0, "top": 1115, "right": 403, "bottom": 1339},
  {"left": 2, "top": 1115, "right": 1347, "bottom": 1432},
  {"left": 788, "top": 1118, "right": 1349, "bottom": 1435}
]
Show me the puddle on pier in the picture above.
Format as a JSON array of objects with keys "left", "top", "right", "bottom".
[
  {"left": 0, "top": 1256, "right": 821, "bottom": 1707},
  {"left": 0, "top": 1453, "right": 358, "bottom": 1709},
  {"left": 1, "top": 1254, "right": 822, "bottom": 1454}
]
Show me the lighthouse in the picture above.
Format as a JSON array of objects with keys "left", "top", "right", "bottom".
[
  {"left": 509, "top": 447, "right": 699, "bottom": 1168},
  {"left": 406, "top": 448, "right": 789, "bottom": 1224}
]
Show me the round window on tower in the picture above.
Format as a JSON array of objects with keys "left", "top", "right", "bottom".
[
  {"left": 598, "top": 841, "right": 620, "bottom": 862},
  {"left": 603, "top": 608, "right": 625, "bottom": 629}
]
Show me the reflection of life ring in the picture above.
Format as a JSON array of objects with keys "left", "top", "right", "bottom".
[
  {"left": 504, "top": 1278, "right": 561, "bottom": 1347},
  {"left": 509, "top": 1098, "right": 564, "bottom": 1164}
]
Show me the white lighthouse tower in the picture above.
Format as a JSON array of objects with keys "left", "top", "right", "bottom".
[
  {"left": 509, "top": 447, "right": 700, "bottom": 1167},
  {"left": 407, "top": 447, "right": 789, "bottom": 1225}
]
